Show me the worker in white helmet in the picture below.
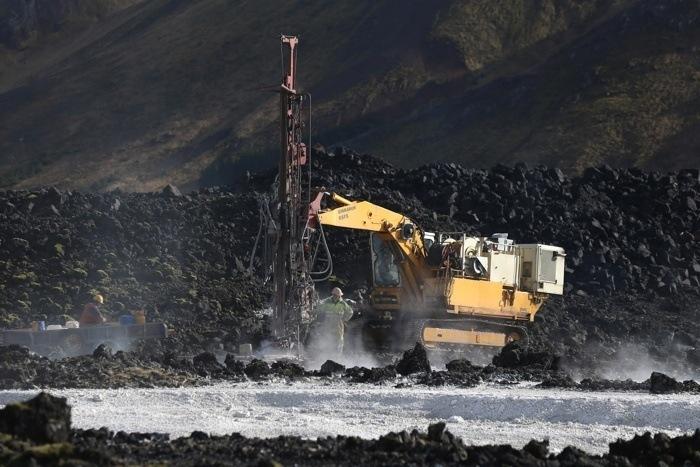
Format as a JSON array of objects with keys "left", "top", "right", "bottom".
[{"left": 310, "top": 287, "right": 354, "bottom": 358}]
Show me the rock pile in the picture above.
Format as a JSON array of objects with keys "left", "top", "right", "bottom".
[
  {"left": 1, "top": 339, "right": 698, "bottom": 393},
  {"left": 0, "top": 145, "right": 697, "bottom": 375},
  {"left": 0, "top": 344, "right": 198, "bottom": 389},
  {"left": 0, "top": 188, "right": 268, "bottom": 354},
  {"left": 531, "top": 292, "right": 700, "bottom": 375},
  {"left": 2, "top": 392, "right": 700, "bottom": 466},
  {"left": 284, "top": 146, "right": 700, "bottom": 297}
]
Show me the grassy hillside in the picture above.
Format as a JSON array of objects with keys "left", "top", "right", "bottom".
[
  {"left": 0, "top": 0, "right": 697, "bottom": 191},
  {"left": 341, "top": 0, "right": 700, "bottom": 171}
]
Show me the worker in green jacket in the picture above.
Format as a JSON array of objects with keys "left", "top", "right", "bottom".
[{"left": 311, "top": 287, "right": 354, "bottom": 358}]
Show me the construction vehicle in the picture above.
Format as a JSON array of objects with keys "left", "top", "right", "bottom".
[
  {"left": 251, "top": 36, "right": 565, "bottom": 353},
  {"left": 311, "top": 193, "right": 565, "bottom": 348}
]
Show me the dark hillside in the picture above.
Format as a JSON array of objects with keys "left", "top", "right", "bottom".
[{"left": 0, "top": 0, "right": 698, "bottom": 191}]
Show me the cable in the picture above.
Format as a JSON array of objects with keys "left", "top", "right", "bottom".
[
  {"left": 247, "top": 196, "right": 266, "bottom": 273},
  {"left": 310, "top": 221, "right": 333, "bottom": 282}
]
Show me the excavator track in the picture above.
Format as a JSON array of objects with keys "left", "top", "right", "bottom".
[
  {"left": 417, "top": 318, "right": 529, "bottom": 350},
  {"left": 349, "top": 316, "right": 530, "bottom": 353}
]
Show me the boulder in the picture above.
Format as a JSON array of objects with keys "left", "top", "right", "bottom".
[
  {"left": 319, "top": 360, "right": 346, "bottom": 376},
  {"left": 650, "top": 372, "right": 681, "bottom": 394},
  {"left": 0, "top": 392, "right": 71, "bottom": 443},
  {"left": 92, "top": 343, "right": 113, "bottom": 360},
  {"left": 244, "top": 359, "right": 271, "bottom": 380},
  {"left": 396, "top": 342, "right": 431, "bottom": 375},
  {"left": 162, "top": 184, "right": 182, "bottom": 197}
]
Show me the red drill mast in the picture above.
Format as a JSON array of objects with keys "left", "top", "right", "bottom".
[
  {"left": 271, "top": 35, "right": 312, "bottom": 347},
  {"left": 249, "top": 36, "right": 331, "bottom": 354}
]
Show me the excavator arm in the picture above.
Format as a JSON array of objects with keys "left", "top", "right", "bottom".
[
  {"left": 317, "top": 193, "right": 427, "bottom": 263},
  {"left": 315, "top": 193, "right": 429, "bottom": 305}
]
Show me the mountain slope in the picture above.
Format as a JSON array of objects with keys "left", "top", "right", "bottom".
[
  {"left": 339, "top": 0, "right": 700, "bottom": 172},
  {"left": 0, "top": 0, "right": 698, "bottom": 191}
]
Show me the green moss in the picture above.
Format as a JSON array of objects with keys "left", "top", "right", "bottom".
[
  {"left": 24, "top": 442, "right": 74, "bottom": 458},
  {"left": 0, "top": 313, "right": 20, "bottom": 327},
  {"left": 71, "top": 268, "right": 88, "bottom": 279},
  {"left": 54, "top": 243, "right": 65, "bottom": 257},
  {"left": 12, "top": 272, "right": 37, "bottom": 283}
]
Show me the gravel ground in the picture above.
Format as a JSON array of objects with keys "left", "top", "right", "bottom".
[{"left": 1, "top": 381, "right": 698, "bottom": 454}]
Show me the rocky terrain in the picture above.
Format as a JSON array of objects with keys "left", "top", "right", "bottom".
[
  {"left": 0, "top": 184, "right": 268, "bottom": 354},
  {"left": 0, "top": 145, "right": 698, "bottom": 380},
  {"left": 2, "top": 337, "right": 698, "bottom": 396},
  {"left": 0, "top": 392, "right": 699, "bottom": 466},
  {"left": 1, "top": 0, "right": 700, "bottom": 190}
]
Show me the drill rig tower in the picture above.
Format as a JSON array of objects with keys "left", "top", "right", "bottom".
[{"left": 270, "top": 35, "right": 313, "bottom": 349}]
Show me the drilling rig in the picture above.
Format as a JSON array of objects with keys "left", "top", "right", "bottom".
[
  {"left": 252, "top": 36, "right": 565, "bottom": 355},
  {"left": 254, "top": 35, "right": 330, "bottom": 354}
]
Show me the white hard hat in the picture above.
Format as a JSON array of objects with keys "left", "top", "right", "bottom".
[{"left": 331, "top": 287, "right": 343, "bottom": 297}]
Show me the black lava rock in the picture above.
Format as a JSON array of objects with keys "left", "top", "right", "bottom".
[
  {"left": 396, "top": 342, "right": 431, "bottom": 375},
  {"left": 0, "top": 392, "right": 71, "bottom": 443},
  {"left": 649, "top": 371, "right": 700, "bottom": 394},
  {"left": 270, "top": 359, "right": 307, "bottom": 378},
  {"left": 192, "top": 352, "right": 225, "bottom": 377},
  {"left": 345, "top": 365, "right": 397, "bottom": 383},
  {"left": 650, "top": 371, "right": 682, "bottom": 394},
  {"left": 319, "top": 360, "right": 346, "bottom": 376},
  {"left": 92, "top": 343, "right": 113, "bottom": 360},
  {"left": 244, "top": 359, "right": 271, "bottom": 380},
  {"left": 492, "top": 342, "right": 557, "bottom": 369}
]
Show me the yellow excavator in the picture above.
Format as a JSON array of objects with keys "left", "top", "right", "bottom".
[{"left": 313, "top": 192, "right": 566, "bottom": 349}]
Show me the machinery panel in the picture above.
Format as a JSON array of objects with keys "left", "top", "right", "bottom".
[
  {"left": 488, "top": 253, "right": 518, "bottom": 286},
  {"left": 518, "top": 244, "right": 566, "bottom": 295}
]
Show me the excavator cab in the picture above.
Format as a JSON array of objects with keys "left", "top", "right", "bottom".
[
  {"left": 371, "top": 234, "right": 401, "bottom": 287},
  {"left": 369, "top": 233, "right": 402, "bottom": 313}
]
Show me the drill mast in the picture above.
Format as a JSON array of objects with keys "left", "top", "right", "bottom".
[{"left": 271, "top": 35, "right": 313, "bottom": 347}]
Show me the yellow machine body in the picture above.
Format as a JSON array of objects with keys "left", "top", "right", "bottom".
[
  {"left": 444, "top": 278, "right": 541, "bottom": 320},
  {"left": 316, "top": 193, "right": 563, "bottom": 349}
]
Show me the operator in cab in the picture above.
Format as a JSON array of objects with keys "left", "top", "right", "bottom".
[
  {"left": 310, "top": 287, "right": 353, "bottom": 358},
  {"left": 79, "top": 294, "right": 106, "bottom": 326}
]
